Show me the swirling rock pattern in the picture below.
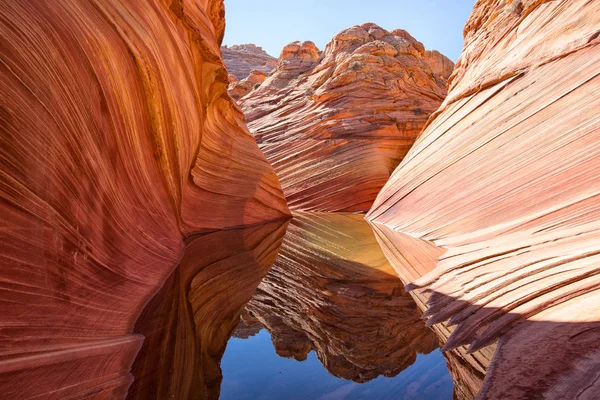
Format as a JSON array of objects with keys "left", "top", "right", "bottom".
[
  {"left": 221, "top": 44, "right": 277, "bottom": 80},
  {"left": 0, "top": 0, "right": 288, "bottom": 398},
  {"left": 368, "top": 1, "right": 600, "bottom": 399},
  {"left": 127, "top": 221, "right": 288, "bottom": 400},
  {"left": 240, "top": 24, "right": 452, "bottom": 212},
  {"left": 245, "top": 213, "right": 439, "bottom": 382}
]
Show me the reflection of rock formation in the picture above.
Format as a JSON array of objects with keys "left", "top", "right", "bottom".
[
  {"left": 127, "top": 220, "right": 288, "bottom": 400},
  {"left": 0, "top": 1, "right": 288, "bottom": 398},
  {"left": 368, "top": 2, "right": 600, "bottom": 398},
  {"left": 232, "top": 310, "right": 264, "bottom": 339},
  {"left": 221, "top": 44, "right": 277, "bottom": 80},
  {"left": 245, "top": 213, "right": 439, "bottom": 383},
  {"left": 241, "top": 24, "right": 452, "bottom": 212}
]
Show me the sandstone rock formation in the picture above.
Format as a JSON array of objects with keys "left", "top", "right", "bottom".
[
  {"left": 245, "top": 213, "right": 439, "bottom": 382},
  {"left": 229, "top": 69, "right": 267, "bottom": 101},
  {"left": 127, "top": 221, "right": 288, "bottom": 400},
  {"left": 0, "top": 1, "right": 288, "bottom": 398},
  {"left": 368, "top": 1, "right": 600, "bottom": 399},
  {"left": 240, "top": 24, "right": 452, "bottom": 211},
  {"left": 221, "top": 44, "right": 277, "bottom": 80}
]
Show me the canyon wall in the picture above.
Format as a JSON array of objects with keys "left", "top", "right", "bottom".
[
  {"left": 368, "top": 1, "right": 600, "bottom": 399},
  {"left": 0, "top": 0, "right": 288, "bottom": 398},
  {"left": 221, "top": 44, "right": 277, "bottom": 80},
  {"left": 240, "top": 24, "right": 452, "bottom": 211}
]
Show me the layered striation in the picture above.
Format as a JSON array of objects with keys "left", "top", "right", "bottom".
[
  {"left": 221, "top": 43, "right": 277, "bottom": 80},
  {"left": 240, "top": 24, "right": 452, "bottom": 211},
  {"left": 245, "top": 213, "right": 439, "bottom": 382},
  {"left": 0, "top": 0, "right": 288, "bottom": 398},
  {"left": 368, "top": 1, "right": 600, "bottom": 399}
]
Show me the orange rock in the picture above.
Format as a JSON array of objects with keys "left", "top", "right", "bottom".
[
  {"left": 228, "top": 69, "right": 268, "bottom": 101},
  {"left": 221, "top": 43, "right": 277, "bottom": 80},
  {"left": 425, "top": 50, "right": 454, "bottom": 83},
  {"left": 368, "top": 1, "right": 600, "bottom": 398},
  {"left": 0, "top": 0, "right": 288, "bottom": 398},
  {"left": 241, "top": 23, "right": 452, "bottom": 211}
]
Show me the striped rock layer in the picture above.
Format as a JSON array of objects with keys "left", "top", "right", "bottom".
[
  {"left": 241, "top": 23, "right": 452, "bottom": 212},
  {"left": 368, "top": 1, "right": 600, "bottom": 399},
  {"left": 0, "top": 0, "right": 288, "bottom": 398}
]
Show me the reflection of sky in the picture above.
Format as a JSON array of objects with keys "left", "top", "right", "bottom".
[{"left": 220, "top": 329, "right": 453, "bottom": 400}]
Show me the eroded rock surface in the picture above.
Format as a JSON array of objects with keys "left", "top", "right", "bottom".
[
  {"left": 245, "top": 213, "right": 439, "bottom": 382},
  {"left": 0, "top": 0, "right": 288, "bottom": 398},
  {"left": 368, "top": 1, "right": 600, "bottom": 399},
  {"left": 240, "top": 24, "right": 452, "bottom": 212},
  {"left": 221, "top": 44, "right": 277, "bottom": 80}
]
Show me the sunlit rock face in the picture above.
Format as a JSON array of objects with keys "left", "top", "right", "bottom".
[
  {"left": 127, "top": 221, "right": 288, "bottom": 400},
  {"left": 221, "top": 44, "right": 277, "bottom": 80},
  {"left": 0, "top": 0, "right": 288, "bottom": 398},
  {"left": 240, "top": 24, "right": 452, "bottom": 212},
  {"left": 244, "top": 213, "right": 439, "bottom": 382},
  {"left": 368, "top": 1, "right": 600, "bottom": 399}
]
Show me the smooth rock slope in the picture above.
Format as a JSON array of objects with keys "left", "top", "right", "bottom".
[
  {"left": 368, "top": 1, "right": 600, "bottom": 399},
  {"left": 240, "top": 24, "right": 453, "bottom": 211},
  {"left": 0, "top": 0, "right": 288, "bottom": 398}
]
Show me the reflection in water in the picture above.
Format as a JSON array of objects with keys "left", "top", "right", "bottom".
[
  {"left": 127, "top": 220, "right": 289, "bottom": 400},
  {"left": 243, "top": 213, "right": 438, "bottom": 381},
  {"left": 127, "top": 213, "right": 489, "bottom": 400},
  {"left": 221, "top": 213, "right": 455, "bottom": 399}
]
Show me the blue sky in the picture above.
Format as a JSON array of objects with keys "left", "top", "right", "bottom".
[{"left": 222, "top": 0, "right": 476, "bottom": 61}]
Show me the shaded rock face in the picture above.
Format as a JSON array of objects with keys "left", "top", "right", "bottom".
[
  {"left": 368, "top": 1, "right": 600, "bottom": 399},
  {"left": 0, "top": 0, "right": 288, "bottom": 398},
  {"left": 244, "top": 213, "right": 439, "bottom": 383},
  {"left": 127, "top": 221, "right": 288, "bottom": 400},
  {"left": 221, "top": 44, "right": 277, "bottom": 80},
  {"left": 240, "top": 23, "right": 452, "bottom": 212}
]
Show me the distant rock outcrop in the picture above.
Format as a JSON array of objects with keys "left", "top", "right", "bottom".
[
  {"left": 240, "top": 24, "right": 452, "bottom": 211},
  {"left": 368, "top": 0, "right": 600, "bottom": 399},
  {"left": 0, "top": 1, "right": 288, "bottom": 398},
  {"left": 229, "top": 70, "right": 267, "bottom": 101},
  {"left": 221, "top": 44, "right": 277, "bottom": 80}
]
